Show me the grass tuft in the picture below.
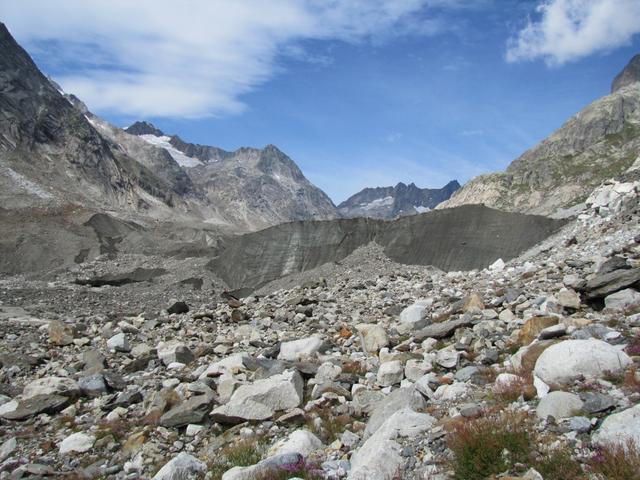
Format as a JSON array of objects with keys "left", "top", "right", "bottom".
[{"left": 589, "top": 440, "right": 640, "bottom": 480}]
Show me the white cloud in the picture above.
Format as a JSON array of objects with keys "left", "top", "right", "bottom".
[
  {"left": 507, "top": 0, "right": 640, "bottom": 65},
  {"left": 1, "top": 0, "right": 475, "bottom": 118}
]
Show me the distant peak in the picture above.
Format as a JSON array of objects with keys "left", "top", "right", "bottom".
[
  {"left": 612, "top": 54, "right": 640, "bottom": 93},
  {"left": 125, "top": 121, "right": 165, "bottom": 137}
]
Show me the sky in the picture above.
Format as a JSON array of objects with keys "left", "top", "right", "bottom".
[{"left": 2, "top": 0, "right": 640, "bottom": 203}]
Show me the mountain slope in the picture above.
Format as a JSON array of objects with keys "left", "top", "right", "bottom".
[
  {"left": 439, "top": 55, "right": 640, "bottom": 216},
  {"left": 126, "top": 123, "right": 339, "bottom": 229},
  {"left": 338, "top": 180, "right": 460, "bottom": 219},
  {"left": 0, "top": 22, "right": 338, "bottom": 232},
  {"left": 0, "top": 22, "right": 197, "bottom": 216}
]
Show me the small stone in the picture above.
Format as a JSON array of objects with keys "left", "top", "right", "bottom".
[
  {"left": 107, "top": 333, "right": 130, "bottom": 352},
  {"left": 518, "top": 316, "right": 558, "bottom": 346},
  {"left": 78, "top": 374, "right": 107, "bottom": 397},
  {"left": 536, "top": 391, "right": 583, "bottom": 419},
  {"left": 48, "top": 320, "right": 75, "bottom": 346},
  {"left": 167, "top": 301, "right": 190, "bottom": 315},
  {"left": 377, "top": 360, "right": 404, "bottom": 386},
  {"left": 157, "top": 340, "right": 195, "bottom": 366},
  {"left": 356, "top": 324, "right": 389, "bottom": 354},
  {"left": 398, "top": 300, "right": 432, "bottom": 332},
  {"left": 557, "top": 288, "right": 581, "bottom": 309},
  {"left": 436, "top": 350, "right": 459, "bottom": 369}
]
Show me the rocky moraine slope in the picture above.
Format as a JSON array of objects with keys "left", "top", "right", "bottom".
[{"left": 1, "top": 20, "right": 640, "bottom": 480}]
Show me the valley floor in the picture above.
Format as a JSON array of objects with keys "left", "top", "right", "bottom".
[{"left": 0, "top": 179, "right": 639, "bottom": 480}]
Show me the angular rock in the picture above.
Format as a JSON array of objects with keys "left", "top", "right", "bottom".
[
  {"left": 377, "top": 360, "right": 403, "bottom": 386},
  {"left": 0, "top": 437, "right": 16, "bottom": 462},
  {"left": 211, "top": 370, "right": 303, "bottom": 424},
  {"left": 160, "top": 393, "right": 215, "bottom": 428},
  {"left": 22, "top": 376, "right": 79, "bottom": 400},
  {"left": 414, "top": 317, "right": 474, "bottom": 341},
  {"left": 581, "top": 392, "right": 616, "bottom": 414},
  {"left": 349, "top": 408, "right": 436, "bottom": 480},
  {"left": 157, "top": 341, "right": 195, "bottom": 366},
  {"left": 518, "top": 316, "right": 558, "bottom": 346},
  {"left": 398, "top": 299, "right": 431, "bottom": 332},
  {"left": 78, "top": 374, "right": 107, "bottom": 397},
  {"left": 355, "top": 324, "right": 389, "bottom": 354},
  {"left": 222, "top": 453, "right": 303, "bottom": 480},
  {"left": 0, "top": 394, "right": 68, "bottom": 420},
  {"left": 581, "top": 268, "right": 640, "bottom": 299},
  {"left": 557, "top": 288, "right": 581, "bottom": 309},
  {"left": 107, "top": 333, "right": 130, "bottom": 352},
  {"left": 59, "top": 432, "right": 95, "bottom": 454},
  {"left": 436, "top": 350, "right": 460, "bottom": 369},
  {"left": 167, "top": 301, "right": 190, "bottom": 315},
  {"left": 364, "top": 387, "right": 427, "bottom": 439},
  {"left": 534, "top": 339, "right": 631, "bottom": 385}
]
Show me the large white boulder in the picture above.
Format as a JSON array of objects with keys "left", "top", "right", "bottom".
[
  {"left": 592, "top": 404, "right": 640, "bottom": 448},
  {"left": 268, "top": 429, "right": 323, "bottom": 457},
  {"left": 534, "top": 339, "right": 631, "bottom": 385},
  {"left": 278, "top": 336, "right": 324, "bottom": 361},
  {"left": 59, "top": 432, "right": 95, "bottom": 454},
  {"left": 152, "top": 452, "right": 206, "bottom": 480}
]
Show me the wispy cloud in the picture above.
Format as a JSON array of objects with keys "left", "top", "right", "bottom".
[
  {"left": 507, "top": 0, "right": 640, "bottom": 65},
  {"left": 1, "top": 0, "right": 482, "bottom": 118}
]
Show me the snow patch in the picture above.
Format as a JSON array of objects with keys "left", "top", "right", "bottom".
[
  {"left": 359, "top": 196, "right": 394, "bottom": 210},
  {"left": 139, "top": 134, "right": 203, "bottom": 168},
  {"left": 414, "top": 205, "right": 430, "bottom": 214}
]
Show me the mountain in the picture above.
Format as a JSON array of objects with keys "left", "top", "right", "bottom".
[
  {"left": 125, "top": 122, "right": 339, "bottom": 229},
  {"left": 439, "top": 54, "right": 640, "bottom": 216},
  {"left": 0, "top": 22, "right": 338, "bottom": 233},
  {"left": 338, "top": 180, "right": 460, "bottom": 219}
]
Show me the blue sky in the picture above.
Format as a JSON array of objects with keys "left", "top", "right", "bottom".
[{"left": 3, "top": 0, "right": 640, "bottom": 202}]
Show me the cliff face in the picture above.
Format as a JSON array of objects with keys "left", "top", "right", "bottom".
[
  {"left": 439, "top": 55, "right": 640, "bottom": 216},
  {"left": 209, "top": 204, "right": 566, "bottom": 292}
]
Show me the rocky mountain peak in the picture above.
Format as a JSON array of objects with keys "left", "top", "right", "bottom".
[
  {"left": 125, "top": 121, "right": 165, "bottom": 137},
  {"left": 612, "top": 54, "right": 640, "bottom": 93},
  {"left": 338, "top": 180, "right": 460, "bottom": 219}
]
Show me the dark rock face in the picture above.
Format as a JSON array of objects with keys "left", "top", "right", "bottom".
[
  {"left": 124, "top": 121, "right": 165, "bottom": 137},
  {"left": 339, "top": 181, "right": 460, "bottom": 219},
  {"left": 209, "top": 204, "right": 567, "bottom": 292},
  {"left": 612, "top": 54, "right": 640, "bottom": 93}
]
